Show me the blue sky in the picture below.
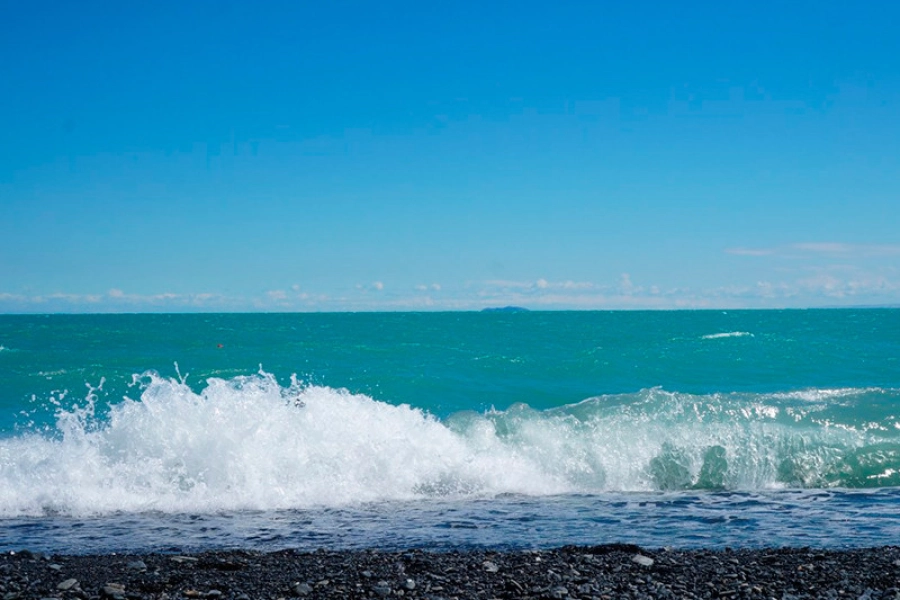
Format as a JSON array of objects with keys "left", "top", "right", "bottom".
[{"left": 1, "top": 1, "right": 898, "bottom": 312}]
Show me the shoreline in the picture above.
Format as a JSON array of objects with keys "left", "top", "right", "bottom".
[{"left": 3, "top": 545, "right": 899, "bottom": 599}]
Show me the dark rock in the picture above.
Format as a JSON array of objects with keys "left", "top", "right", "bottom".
[
  {"left": 1, "top": 546, "right": 899, "bottom": 600},
  {"left": 292, "top": 582, "right": 312, "bottom": 596},
  {"left": 372, "top": 581, "right": 392, "bottom": 597},
  {"left": 125, "top": 561, "right": 146, "bottom": 573},
  {"left": 56, "top": 579, "right": 79, "bottom": 591},
  {"left": 100, "top": 583, "right": 125, "bottom": 600},
  {"left": 482, "top": 560, "right": 499, "bottom": 573},
  {"left": 632, "top": 554, "right": 655, "bottom": 567}
]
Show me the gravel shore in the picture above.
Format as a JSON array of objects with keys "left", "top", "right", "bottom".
[{"left": 2, "top": 545, "right": 899, "bottom": 600}]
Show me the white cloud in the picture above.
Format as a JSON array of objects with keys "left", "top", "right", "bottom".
[
  {"left": 47, "top": 293, "right": 103, "bottom": 303},
  {"left": 726, "top": 247, "right": 775, "bottom": 256},
  {"left": 356, "top": 281, "right": 385, "bottom": 293},
  {"left": 793, "top": 242, "right": 854, "bottom": 254},
  {"left": 0, "top": 288, "right": 233, "bottom": 312},
  {"left": 2, "top": 262, "right": 898, "bottom": 314},
  {"left": 794, "top": 269, "right": 898, "bottom": 299},
  {"left": 798, "top": 243, "right": 900, "bottom": 257},
  {"left": 482, "top": 279, "right": 534, "bottom": 289},
  {"left": 481, "top": 278, "right": 598, "bottom": 292},
  {"left": 728, "top": 242, "right": 900, "bottom": 259},
  {"left": 560, "top": 280, "right": 595, "bottom": 290}
]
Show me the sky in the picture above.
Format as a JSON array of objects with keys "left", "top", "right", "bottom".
[{"left": 1, "top": 0, "right": 899, "bottom": 312}]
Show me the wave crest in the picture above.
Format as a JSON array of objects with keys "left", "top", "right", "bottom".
[
  {"left": 1, "top": 373, "right": 898, "bottom": 517},
  {"left": 701, "top": 332, "right": 754, "bottom": 340}
]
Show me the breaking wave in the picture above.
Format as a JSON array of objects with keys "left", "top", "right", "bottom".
[
  {"left": 1, "top": 372, "right": 899, "bottom": 517},
  {"left": 701, "top": 332, "right": 754, "bottom": 340}
]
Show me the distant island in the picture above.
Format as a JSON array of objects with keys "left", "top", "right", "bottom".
[{"left": 480, "top": 306, "right": 530, "bottom": 313}]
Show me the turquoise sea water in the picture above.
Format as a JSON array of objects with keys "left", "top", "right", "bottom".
[{"left": 1, "top": 310, "right": 899, "bottom": 552}]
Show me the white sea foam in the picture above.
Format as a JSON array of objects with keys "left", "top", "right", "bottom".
[
  {"left": 771, "top": 387, "right": 881, "bottom": 402},
  {"left": 0, "top": 372, "right": 566, "bottom": 517},
  {"left": 701, "top": 332, "right": 754, "bottom": 340},
  {"left": 0, "top": 373, "right": 897, "bottom": 517}
]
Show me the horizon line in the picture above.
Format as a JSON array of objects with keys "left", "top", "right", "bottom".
[{"left": 1, "top": 304, "right": 899, "bottom": 316}]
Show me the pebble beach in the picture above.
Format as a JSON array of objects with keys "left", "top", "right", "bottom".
[{"left": 3, "top": 545, "right": 899, "bottom": 600}]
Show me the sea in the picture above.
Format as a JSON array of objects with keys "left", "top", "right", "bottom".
[{"left": 1, "top": 309, "right": 899, "bottom": 554}]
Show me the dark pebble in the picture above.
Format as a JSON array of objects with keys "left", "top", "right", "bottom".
[{"left": 1, "top": 546, "right": 899, "bottom": 599}]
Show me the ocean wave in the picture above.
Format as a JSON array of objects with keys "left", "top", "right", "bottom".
[
  {"left": 1, "top": 372, "right": 899, "bottom": 517},
  {"left": 701, "top": 332, "right": 754, "bottom": 340}
]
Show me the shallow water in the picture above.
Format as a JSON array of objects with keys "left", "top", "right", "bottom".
[{"left": 4, "top": 490, "right": 900, "bottom": 554}]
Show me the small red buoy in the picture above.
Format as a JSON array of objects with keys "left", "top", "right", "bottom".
[{"left": 217, "top": 343, "right": 224, "bottom": 349}]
